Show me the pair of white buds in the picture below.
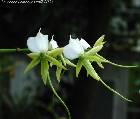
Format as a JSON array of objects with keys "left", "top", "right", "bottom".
[{"left": 27, "top": 29, "right": 91, "bottom": 60}]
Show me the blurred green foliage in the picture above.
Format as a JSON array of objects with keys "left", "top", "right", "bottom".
[
  {"left": 0, "top": 54, "right": 69, "bottom": 119},
  {"left": 129, "top": 63, "right": 140, "bottom": 107}
]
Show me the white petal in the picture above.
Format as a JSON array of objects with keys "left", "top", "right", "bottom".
[
  {"left": 63, "top": 40, "right": 84, "bottom": 60},
  {"left": 27, "top": 29, "right": 49, "bottom": 53},
  {"left": 80, "top": 38, "right": 90, "bottom": 50},
  {"left": 27, "top": 37, "right": 40, "bottom": 52},
  {"left": 35, "top": 31, "right": 49, "bottom": 52},
  {"left": 49, "top": 39, "right": 58, "bottom": 49},
  {"left": 69, "top": 35, "right": 79, "bottom": 44}
]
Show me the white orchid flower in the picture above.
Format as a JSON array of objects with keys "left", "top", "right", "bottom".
[
  {"left": 27, "top": 28, "right": 49, "bottom": 53},
  {"left": 49, "top": 35, "right": 58, "bottom": 50},
  {"left": 63, "top": 35, "right": 90, "bottom": 60},
  {"left": 80, "top": 38, "right": 90, "bottom": 50}
]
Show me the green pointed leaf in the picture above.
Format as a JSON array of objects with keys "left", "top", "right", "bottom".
[
  {"left": 44, "top": 55, "right": 66, "bottom": 70},
  {"left": 99, "top": 79, "right": 132, "bottom": 102},
  {"left": 82, "top": 59, "right": 100, "bottom": 81},
  {"left": 97, "top": 62, "right": 104, "bottom": 69},
  {"left": 87, "top": 71, "right": 89, "bottom": 77},
  {"left": 65, "top": 58, "right": 76, "bottom": 67},
  {"left": 86, "top": 55, "right": 105, "bottom": 62},
  {"left": 56, "top": 67, "right": 63, "bottom": 82},
  {"left": 47, "top": 73, "right": 71, "bottom": 119},
  {"left": 41, "top": 59, "right": 49, "bottom": 85},
  {"left": 27, "top": 53, "right": 40, "bottom": 59},
  {"left": 85, "top": 55, "right": 104, "bottom": 69},
  {"left": 94, "top": 35, "right": 105, "bottom": 47},
  {"left": 96, "top": 54, "right": 107, "bottom": 61},
  {"left": 60, "top": 54, "right": 66, "bottom": 66},
  {"left": 48, "top": 48, "right": 63, "bottom": 57},
  {"left": 76, "top": 59, "right": 83, "bottom": 77},
  {"left": 24, "top": 57, "right": 40, "bottom": 73},
  {"left": 84, "top": 45, "right": 103, "bottom": 57},
  {"left": 107, "top": 61, "right": 137, "bottom": 68},
  {"left": 96, "top": 54, "right": 137, "bottom": 68},
  {"left": 50, "top": 63, "right": 53, "bottom": 67}
]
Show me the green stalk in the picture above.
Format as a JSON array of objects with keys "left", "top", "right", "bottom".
[
  {"left": 99, "top": 78, "right": 132, "bottom": 102},
  {"left": 47, "top": 74, "right": 71, "bottom": 119},
  {"left": 0, "top": 48, "right": 29, "bottom": 53}
]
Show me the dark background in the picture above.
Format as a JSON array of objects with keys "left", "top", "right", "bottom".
[{"left": 0, "top": 0, "right": 140, "bottom": 119}]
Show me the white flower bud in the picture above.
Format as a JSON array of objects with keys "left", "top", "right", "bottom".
[
  {"left": 27, "top": 28, "right": 49, "bottom": 53},
  {"left": 49, "top": 35, "right": 58, "bottom": 50},
  {"left": 63, "top": 35, "right": 84, "bottom": 60}
]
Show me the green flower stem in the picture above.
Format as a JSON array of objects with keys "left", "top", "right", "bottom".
[
  {"left": 47, "top": 74, "right": 71, "bottom": 119},
  {"left": 79, "top": 57, "right": 132, "bottom": 102},
  {"left": 0, "top": 48, "right": 29, "bottom": 53},
  {"left": 99, "top": 78, "right": 132, "bottom": 102}
]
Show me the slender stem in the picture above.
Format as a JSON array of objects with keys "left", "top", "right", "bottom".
[
  {"left": 99, "top": 78, "right": 132, "bottom": 102},
  {"left": 0, "top": 48, "right": 29, "bottom": 53},
  {"left": 47, "top": 73, "right": 71, "bottom": 119}
]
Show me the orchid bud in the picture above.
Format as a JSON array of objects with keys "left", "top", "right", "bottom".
[
  {"left": 49, "top": 35, "right": 58, "bottom": 50},
  {"left": 27, "top": 28, "right": 49, "bottom": 53},
  {"left": 63, "top": 35, "right": 84, "bottom": 60}
]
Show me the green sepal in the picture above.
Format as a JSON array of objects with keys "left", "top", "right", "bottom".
[
  {"left": 94, "top": 35, "right": 105, "bottom": 47},
  {"left": 99, "top": 79, "right": 132, "bottom": 102},
  {"left": 85, "top": 55, "right": 104, "bottom": 69},
  {"left": 84, "top": 45, "right": 103, "bottom": 57},
  {"left": 50, "top": 62, "right": 53, "bottom": 67},
  {"left": 65, "top": 58, "right": 76, "bottom": 67},
  {"left": 107, "top": 61, "right": 137, "bottom": 68},
  {"left": 44, "top": 55, "right": 66, "bottom": 70},
  {"left": 48, "top": 48, "right": 63, "bottom": 57},
  {"left": 56, "top": 67, "right": 63, "bottom": 83},
  {"left": 41, "top": 59, "right": 49, "bottom": 85},
  {"left": 24, "top": 57, "right": 40, "bottom": 73},
  {"left": 77, "top": 58, "right": 132, "bottom": 101},
  {"left": 60, "top": 54, "right": 66, "bottom": 66},
  {"left": 97, "top": 62, "right": 104, "bottom": 69},
  {"left": 82, "top": 59, "right": 100, "bottom": 81},
  {"left": 27, "top": 53, "right": 40, "bottom": 59},
  {"left": 76, "top": 58, "right": 83, "bottom": 77},
  {"left": 87, "top": 71, "right": 89, "bottom": 77},
  {"left": 86, "top": 55, "right": 105, "bottom": 62},
  {"left": 87, "top": 54, "right": 137, "bottom": 68},
  {"left": 47, "top": 73, "right": 71, "bottom": 119},
  {"left": 96, "top": 54, "right": 137, "bottom": 68}
]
